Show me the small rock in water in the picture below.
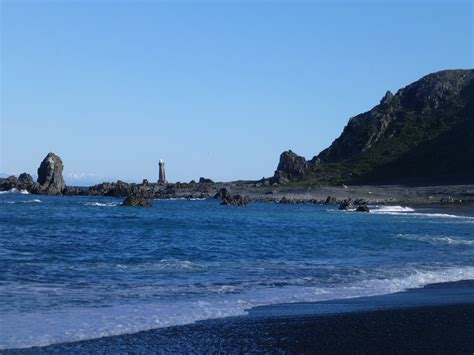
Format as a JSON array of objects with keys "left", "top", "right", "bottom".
[
  {"left": 221, "top": 194, "right": 250, "bottom": 206},
  {"left": 214, "top": 187, "right": 250, "bottom": 206},
  {"left": 356, "top": 205, "right": 370, "bottom": 213},
  {"left": 122, "top": 196, "right": 153, "bottom": 208},
  {"left": 338, "top": 199, "right": 354, "bottom": 210}
]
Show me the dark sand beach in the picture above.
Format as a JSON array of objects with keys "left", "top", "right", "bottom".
[{"left": 5, "top": 280, "right": 473, "bottom": 354}]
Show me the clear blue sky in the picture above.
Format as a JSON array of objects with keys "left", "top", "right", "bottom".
[{"left": 1, "top": 0, "right": 472, "bottom": 185}]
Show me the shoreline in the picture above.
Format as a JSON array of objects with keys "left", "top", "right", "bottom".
[
  {"left": 4, "top": 280, "right": 474, "bottom": 353},
  {"left": 2, "top": 183, "right": 474, "bottom": 208}
]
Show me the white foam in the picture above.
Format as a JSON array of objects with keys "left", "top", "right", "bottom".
[
  {"left": 396, "top": 234, "right": 474, "bottom": 246},
  {"left": 4, "top": 199, "right": 41, "bottom": 204},
  {"left": 370, "top": 205, "right": 474, "bottom": 220},
  {"left": 0, "top": 188, "right": 29, "bottom": 195},
  {"left": 371, "top": 205, "right": 415, "bottom": 213},
  {"left": 84, "top": 202, "right": 119, "bottom": 207},
  {"left": 1, "top": 266, "right": 473, "bottom": 350}
]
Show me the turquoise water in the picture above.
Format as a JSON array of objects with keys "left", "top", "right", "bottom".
[{"left": 1, "top": 192, "right": 473, "bottom": 349}]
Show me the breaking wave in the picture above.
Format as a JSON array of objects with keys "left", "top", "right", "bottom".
[
  {"left": 0, "top": 188, "right": 29, "bottom": 195},
  {"left": 370, "top": 205, "right": 474, "bottom": 220},
  {"left": 84, "top": 202, "right": 120, "bottom": 207},
  {"left": 4, "top": 199, "right": 41, "bottom": 204},
  {"left": 396, "top": 234, "right": 474, "bottom": 246},
  {"left": 1, "top": 266, "right": 473, "bottom": 350},
  {"left": 370, "top": 205, "right": 415, "bottom": 213}
]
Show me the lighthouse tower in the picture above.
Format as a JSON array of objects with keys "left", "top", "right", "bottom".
[{"left": 158, "top": 160, "right": 168, "bottom": 184}]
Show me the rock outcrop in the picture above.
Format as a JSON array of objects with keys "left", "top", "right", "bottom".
[
  {"left": 0, "top": 175, "right": 19, "bottom": 191},
  {"left": 18, "top": 173, "right": 34, "bottom": 186},
  {"left": 272, "top": 150, "right": 310, "bottom": 184},
  {"left": 338, "top": 199, "right": 354, "bottom": 210},
  {"left": 214, "top": 187, "right": 232, "bottom": 200},
  {"left": 214, "top": 187, "right": 250, "bottom": 206},
  {"left": 356, "top": 205, "right": 370, "bottom": 212},
  {"left": 122, "top": 196, "right": 153, "bottom": 208},
  {"left": 199, "top": 177, "right": 214, "bottom": 184},
  {"left": 35, "top": 152, "right": 66, "bottom": 195}
]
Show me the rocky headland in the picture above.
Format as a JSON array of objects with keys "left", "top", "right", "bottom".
[{"left": 272, "top": 69, "right": 474, "bottom": 185}]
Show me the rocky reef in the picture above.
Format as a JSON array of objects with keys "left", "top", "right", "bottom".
[
  {"left": 214, "top": 188, "right": 250, "bottom": 206},
  {"left": 122, "top": 196, "right": 153, "bottom": 208}
]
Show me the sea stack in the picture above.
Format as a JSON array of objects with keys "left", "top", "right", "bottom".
[{"left": 34, "top": 152, "right": 66, "bottom": 195}]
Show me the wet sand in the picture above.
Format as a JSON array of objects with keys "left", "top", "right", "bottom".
[{"left": 5, "top": 281, "right": 474, "bottom": 354}]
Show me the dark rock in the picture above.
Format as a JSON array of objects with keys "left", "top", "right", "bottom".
[
  {"left": 142, "top": 179, "right": 149, "bottom": 185},
  {"left": 272, "top": 150, "right": 309, "bottom": 184},
  {"left": 35, "top": 152, "right": 66, "bottom": 195},
  {"left": 18, "top": 173, "right": 33, "bottom": 186},
  {"left": 279, "top": 197, "right": 305, "bottom": 204},
  {"left": 7, "top": 175, "right": 18, "bottom": 185},
  {"left": 122, "top": 196, "right": 153, "bottom": 208},
  {"left": 354, "top": 198, "right": 368, "bottom": 206},
  {"left": 356, "top": 205, "right": 370, "bottom": 212},
  {"left": 0, "top": 175, "right": 18, "bottom": 191},
  {"left": 199, "top": 177, "right": 214, "bottom": 184},
  {"left": 338, "top": 199, "right": 354, "bottom": 210},
  {"left": 324, "top": 196, "right": 337, "bottom": 204},
  {"left": 221, "top": 194, "right": 250, "bottom": 206},
  {"left": 214, "top": 187, "right": 249, "bottom": 206},
  {"left": 214, "top": 187, "right": 232, "bottom": 200}
]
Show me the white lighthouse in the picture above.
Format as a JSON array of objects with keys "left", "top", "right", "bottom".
[{"left": 158, "top": 160, "right": 168, "bottom": 184}]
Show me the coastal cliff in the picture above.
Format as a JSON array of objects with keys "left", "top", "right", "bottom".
[{"left": 273, "top": 69, "right": 474, "bottom": 184}]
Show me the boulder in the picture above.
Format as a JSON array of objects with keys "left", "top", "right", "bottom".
[
  {"left": 35, "top": 152, "right": 66, "bottom": 195},
  {"left": 122, "top": 196, "right": 153, "bottom": 208},
  {"left": 338, "top": 199, "right": 354, "bottom": 210},
  {"left": 356, "top": 205, "right": 370, "bottom": 213},
  {"left": 214, "top": 187, "right": 250, "bottom": 206},
  {"left": 214, "top": 187, "right": 232, "bottom": 200},
  {"left": 18, "top": 173, "right": 34, "bottom": 186},
  {"left": 0, "top": 175, "right": 18, "bottom": 191}
]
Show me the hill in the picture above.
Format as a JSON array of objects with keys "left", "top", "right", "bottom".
[{"left": 272, "top": 69, "right": 474, "bottom": 185}]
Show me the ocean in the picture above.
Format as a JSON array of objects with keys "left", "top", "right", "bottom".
[{"left": 1, "top": 191, "right": 473, "bottom": 350}]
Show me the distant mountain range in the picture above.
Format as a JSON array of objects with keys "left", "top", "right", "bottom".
[{"left": 272, "top": 69, "right": 474, "bottom": 185}]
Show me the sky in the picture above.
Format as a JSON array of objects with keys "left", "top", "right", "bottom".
[{"left": 1, "top": 0, "right": 473, "bottom": 185}]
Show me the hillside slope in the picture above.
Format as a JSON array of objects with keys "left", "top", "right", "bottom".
[{"left": 272, "top": 69, "right": 474, "bottom": 185}]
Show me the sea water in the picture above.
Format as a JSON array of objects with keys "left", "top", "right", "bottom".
[{"left": 0, "top": 193, "right": 473, "bottom": 349}]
